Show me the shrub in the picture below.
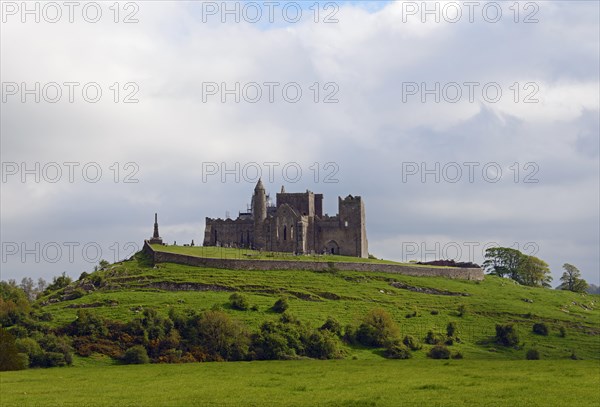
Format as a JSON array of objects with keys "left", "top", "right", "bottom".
[
  {"left": 444, "top": 338, "right": 454, "bottom": 346},
  {"left": 343, "top": 324, "right": 357, "bottom": 344},
  {"left": 430, "top": 310, "right": 439, "bottom": 315},
  {"left": 402, "top": 335, "right": 422, "bottom": 351},
  {"left": 43, "top": 352, "right": 67, "bottom": 367},
  {"left": 0, "top": 328, "right": 28, "bottom": 371},
  {"left": 272, "top": 297, "right": 289, "bottom": 313},
  {"left": 356, "top": 308, "right": 400, "bottom": 347},
  {"left": 526, "top": 349, "right": 540, "bottom": 360},
  {"left": 446, "top": 322, "right": 457, "bottom": 337},
  {"left": 559, "top": 326, "right": 567, "bottom": 338},
  {"left": 532, "top": 323, "right": 549, "bottom": 336},
  {"left": 229, "top": 293, "right": 250, "bottom": 311},
  {"left": 194, "top": 310, "right": 250, "bottom": 361},
  {"left": 457, "top": 304, "right": 467, "bottom": 317},
  {"left": 425, "top": 330, "right": 444, "bottom": 345},
  {"left": 384, "top": 342, "right": 412, "bottom": 359},
  {"left": 123, "top": 345, "right": 150, "bottom": 364},
  {"left": 16, "top": 338, "right": 43, "bottom": 367},
  {"left": 320, "top": 317, "right": 342, "bottom": 336},
  {"left": 427, "top": 345, "right": 451, "bottom": 359},
  {"left": 452, "top": 351, "right": 464, "bottom": 359},
  {"left": 305, "top": 330, "right": 343, "bottom": 359},
  {"left": 495, "top": 324, "right": 519, "bottom": 347}
]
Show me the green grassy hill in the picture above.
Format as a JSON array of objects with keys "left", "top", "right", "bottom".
[{"left": 38, "top": 251, "right": 600, "bottom": 360}]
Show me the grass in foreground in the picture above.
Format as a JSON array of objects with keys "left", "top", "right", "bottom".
[{"left": 1, "top": 360, "right": 598, "bottom": 407}]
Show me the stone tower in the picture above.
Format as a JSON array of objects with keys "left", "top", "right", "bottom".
[
  {"left": 252, "top": 179, "right": 267, "bottom": 249},
  {"left": 149, "top": 213, "right": 163, "bottom": 245},
  {"left": 338, "top": 196, "right": 368, "bottom": 257}
]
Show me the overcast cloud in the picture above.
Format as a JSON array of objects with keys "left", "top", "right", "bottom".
[{"left": 1, "top": 1, "right": 598, "bottom": 285}]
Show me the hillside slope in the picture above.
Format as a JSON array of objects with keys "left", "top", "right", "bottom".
[{"left": 39, "top": 252, "right": 600, "bottom": 360}]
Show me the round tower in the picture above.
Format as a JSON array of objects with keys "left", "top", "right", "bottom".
[{"left": 252, "top": 178, "right": 267, "bottom": 222}]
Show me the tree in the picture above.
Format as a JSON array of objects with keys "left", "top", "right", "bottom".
[
  {"left": 46, "top": 272, "right": 72, "bottom": 292},
  {"left": 518, "top": 255, "right": 552, "bottom": 288},
  {"left": 557, "top": 264, "right": 589, "bottom": 293},
  {"left": 483, "top": 247, "right": 522, "bottom": 280},
  {"left": 484, "top": 247, "right": 552, "bottom": 287},
  {"left": 0, "top": 328, "right": 28, "bottom": 371},
  {"left": 19, "top": 277, "right": 36, "bottom": 301},
  {"left": 0, "top": 281, "right": 30, "bottom": 326}
]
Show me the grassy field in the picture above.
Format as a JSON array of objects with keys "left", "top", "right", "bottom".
[
  {"left": 1, "top": 359, "right": 598, "bottom": 406},
  {"left": 36, "top": 253, "right": 600, "bottom": 360},
  {"left": 150, "top": 244, "right": 440, "bottom": 266}
]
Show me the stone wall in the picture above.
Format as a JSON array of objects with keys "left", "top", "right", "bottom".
[{"left": 144, "top": 241, "right": 484, "bottom": 280}]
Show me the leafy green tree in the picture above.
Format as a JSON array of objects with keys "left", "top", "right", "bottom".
[
  {"left": 518, "top": 255, "right": 552, "bottom": 287},
  {"left": 483, "top": 247, "right": 522, "bottom": 280},
  {"left": 484, "top": 247, "right": 552, "bottom": 287},
  {"left": 46, "top": 272, "right": 72, "bottom": 292},
  {"left": 557, "top": 264, "right": 589, "bottom": 293},
  {"left": 0, "top": 280, "right": 30, "bottom": 326}
]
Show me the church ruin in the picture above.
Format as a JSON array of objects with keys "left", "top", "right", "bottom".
[{"left": 203, "top": 180, "right": 368, "bottom": 257}]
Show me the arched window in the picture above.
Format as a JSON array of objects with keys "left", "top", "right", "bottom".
[
  {"left": 214, "top": 229, "right": 218, "bottom": 243},
  {"left": 283, "top": 225, "right": 287, "bottom": 241},
  {"left": 247, "top": 231, "right": 250, "bottom": 244},
  {"left": 241, "top": 232, "right": 244, "bottom": 244}
]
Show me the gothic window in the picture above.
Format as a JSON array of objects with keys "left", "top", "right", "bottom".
[
  {"left": 283, "top": 225, "right": 287, "bottom": 241},
  {"left": 344, "top": 220, "right": 349, "bottom": 227}
]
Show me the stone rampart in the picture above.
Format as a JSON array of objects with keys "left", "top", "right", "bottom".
[{"left": 143, "top": 241, "right": 484, "bottom": 280}]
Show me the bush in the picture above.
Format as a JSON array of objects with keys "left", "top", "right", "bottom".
[
  {"left": 305, "top": 330, "right": 343, "bottom": 359},
  {"left": 427, "top": 345, "right": 451, "bottom": 359},
  {"left": 559, "top": 326, "right": 567, "bottom": 338},
  {"left": 495, "top": 324, "right": 519, "bottom": 347},
  {"left": 16, "top": 338, "right": 43, "bottom": 367},
  {"left": 272, "top": 297, "right": 289, "bottom": 313},
  {"left": 452, "top": 351, "right": 464, "bottom": 359},
  {"left": 0, "top": 328, "right": 28, "bottom": 371},
  {"left": 229, "top": 293, "right": 250, "bottom": 311},
  {"left": 430, "top": 310, "right": 439, "bottom": 315},
  {"left": 355, "top": 308, "right": 400, "bottom": 347},
  {"left": 402, "top": 335, "right": 422, "bottom": 351},
  {"left": 446, "top": 322, "right": 457, "bottom": 337},
  {"left": 532, "top": 323, "right": 549, "bottom": 336},
  {"left": 526, "top": 348, "right": 540, "bottom": 360},
  {"left": 43, "top": 352, "right": 67, "bottom": 367},
  {"left": 123, "top": 345, "right": 150, "bottom": 364},
  {"left": 320, "top": 317, "right": 342, "bottom": 336},
  {"left": 425, "top": 330, "right": 444, "bottom": 345},
  {"left": 384, "top": 343, "right": 412, "bottom": 359},
  {"left": 194, "top": 310, "right": 250, "bottom": 361},
  {"left": 457, "top": 304, "right": 467, "bottom": 317}
]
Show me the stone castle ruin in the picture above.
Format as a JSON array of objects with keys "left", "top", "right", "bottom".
[{"left": 202, "top": 180, "right": 368, "bottom": 257}]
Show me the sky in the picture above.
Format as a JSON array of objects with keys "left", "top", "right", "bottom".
[{"left": 1, "top": 1, "right": 599, "bottom": 286}]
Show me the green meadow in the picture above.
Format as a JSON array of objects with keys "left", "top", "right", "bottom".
[
  {"left": 4, "top": 252, "right": 598, "bottom": 407},
  {"left": 1, "top": 360, "right": 598, "bottom": 406}
]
